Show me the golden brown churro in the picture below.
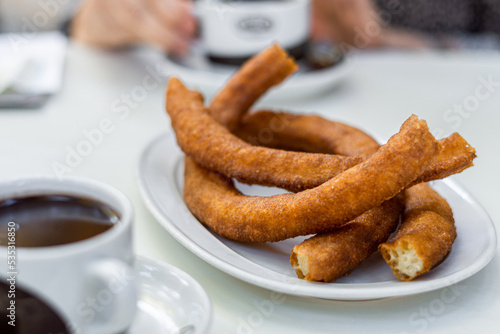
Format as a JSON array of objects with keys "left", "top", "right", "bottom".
[
  {"left": 167, "top": 78, "right": 475, "bottom": 193},
  {"left": 266, "top": 111, "right": 400, "bottom": 282},
  {"left": 167, "top": 77, "right": 363, "bottom": 193},
  {"left": 291, "top": 196, "right": 404, "bottom": 282},
  {"left": 234, "top": 110, "right": 476, "bottom": 191},
  {"left": 209, "top": 44, "right": 298, "bottom": 131},
  {"left": 164, "top": 44, "right": 476, "bottom": 282},
  {"left": 234, "top": 110, "right": 380, "bottom": 157},
  {"left": 233, "top": 110, "right": 465, "bottom": 280},
  {"left": 169, "top": 80, "right": 439, "bottom": 241},
  {"left": 379, "top": 183, "right": 457, "bottom": 281}
]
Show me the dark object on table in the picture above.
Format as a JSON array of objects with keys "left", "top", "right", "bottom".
[
  {"left": 305, "top": 40, "right": 345, "bottom": 70},
  {"left": 0, "top": 93, "right": 50, "bottom": 109}
]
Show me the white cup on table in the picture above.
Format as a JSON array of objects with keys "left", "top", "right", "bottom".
[
  {"left": 196, "top": 0, "right": 311, "bottom": 64},
  {"left": 0, "top": 176, "right": 137, "bottom": 334}
]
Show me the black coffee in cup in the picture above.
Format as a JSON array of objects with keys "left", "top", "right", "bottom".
[
  {"left": 0, "top": 195, "right": 119, "bottom": 247},
  {"left": 0, "top": 281, "right": 71, "bottom": 334}
]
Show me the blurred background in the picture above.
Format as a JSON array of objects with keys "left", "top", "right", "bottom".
[{"left": 2, "top": 0, "right": 499, "bottom": 107}]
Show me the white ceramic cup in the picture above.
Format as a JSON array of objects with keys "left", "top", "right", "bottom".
[
  {"left": 196, "top": 0, "right": 310, "bottom": 60},
  {"left": 0, "top": 176, "right": 136, "bottom": 334}
]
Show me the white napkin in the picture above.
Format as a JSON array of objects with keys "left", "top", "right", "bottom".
[
  {"left": 0, "top": 56, "right": 26, "bottom": 94},
  {"left": 0, "top": 31, "right": 67, "bottom": 96}
]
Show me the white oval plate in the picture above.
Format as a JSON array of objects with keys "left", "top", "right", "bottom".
[
  {"left": 127, "top": 255, "right": 212, "bottom": 334},
  {"left": 136, "top": 132, "right": 497, "bottom": 300},
  {"left": 160, "top": 42, "right": 351, "bottom": 101}
]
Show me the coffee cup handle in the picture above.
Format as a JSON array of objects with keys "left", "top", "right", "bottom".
[{"left": 82, "top": 258, "right": 137, "bottom": 334}]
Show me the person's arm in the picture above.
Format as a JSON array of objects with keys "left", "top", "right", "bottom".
[{"left": 70, "top": 0, "right": 196, "bottom": 55}]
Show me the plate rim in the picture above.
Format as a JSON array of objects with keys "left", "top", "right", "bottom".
[{"left": 136, "top": 132, "right": 497, "bottom": 301}]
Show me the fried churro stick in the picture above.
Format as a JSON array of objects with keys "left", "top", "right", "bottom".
[
  {"left": 239, "top": 110, "right": 402, "bottom": 281},
  {"left": 231, "top": 111, "right": 466, "bottom": 281},
  {"left": 234, "top": 110, "right": 476, "bottom": 190},
  {"left": 200, "top": 67, "right": 406, "bottom": 274},
  {"left": 379, "top": 183, "right": 457, "bottom": 281},
  {"left": 167, "top": 78, "right": 475, "bottom": 193},
  {"left": 249, "top": 112, "right": 402, "bottom": 282},
  {"left": 167, "top": 77, "right": 363, "bottom": 193},
  {"left": 176, "top": 45, "right": 470, "bottom": 281},
  {"left": 209, "top": 46, "right": 475, "bottom": 190},
  {"left": 291, "top": 195, "right": 404, "bottom": 282},
  {"left": 410, "top": 133, "right": 475, "bottom": 186},
  {"left": 180, "top": 110, "right": 439, "bottom": 242},
  {"left": 209, "top": 44, "right": 298, "bottom": 131},
  {"left": 234, "top": 110, "right": 380, "bottom": 157}
]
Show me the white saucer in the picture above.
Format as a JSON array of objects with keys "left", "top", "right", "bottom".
[
  {"left": 126, "top": 256, "right": 212, "bottom": 334},
  {"left": 161, "top": 41, "right": 351, "bottom": 101}
]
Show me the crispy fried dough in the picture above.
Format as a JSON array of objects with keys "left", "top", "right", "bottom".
[
  {"left": 209, "top": 44, "right": 298, "bottom": 131},
  {"left": 410, "top": 133, "right": 476, "bottom": 186},
  {"left": 167, "top": 79, "right": 475, "bottom": 193},
  {"left": 167, "top": 77, "right": 363, "bottom": 193},
  {"left": 291, "top": 195, "right": 404, "bottom": 282},
  {"left": 234, "top": 110, "right": 476, "bottom": 191},
  {"left": 379, "top": 183, "right": 457, "bottom": 281},
  {"left": 166, "top": 44, "right": 474, "bottom": 281},
  {"left": 227, "top": 109, "right": 466, "bottom": 281},
  {"left": 234, "top": 110, "right": 380, "bottom": 157},
  {"left": 181, "top": 111, "right": 439, "bottom": 242},
  {"left": 273, "top": 112, "right": 402, "bottom": 282},
  {"left": 232, "top": 109, "right": 465, "bottom": 280}
]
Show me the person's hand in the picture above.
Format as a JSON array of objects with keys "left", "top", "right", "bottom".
[
  {"left": 312, "top": 0, "right": 380, "bottom": 47},
  {"left": 312, "top": 0, "right": 433, "bottom": 49},
  {"left": 71, "top": 0, "right": 196, "bottom": 55}
]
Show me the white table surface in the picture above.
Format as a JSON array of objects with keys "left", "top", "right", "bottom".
[{"left": 1, "top": 41, "right": 499, "bottom": 334}]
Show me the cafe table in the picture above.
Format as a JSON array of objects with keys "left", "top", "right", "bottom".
[{"left": 1, "top": 40, "right": 499, "bottom": 334}]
